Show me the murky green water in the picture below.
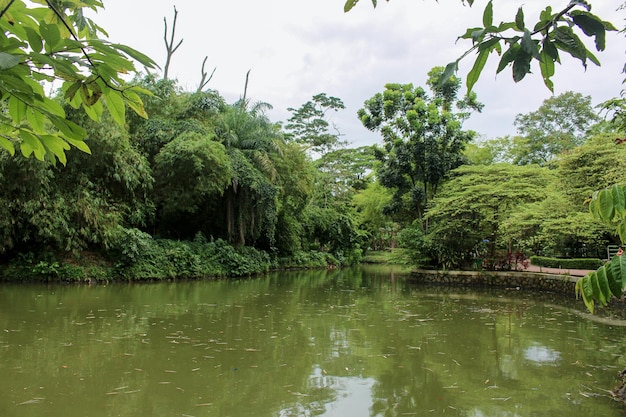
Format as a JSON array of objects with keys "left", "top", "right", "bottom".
[{"left": 0, "top": 265, "right": 624, "bottom": 417}]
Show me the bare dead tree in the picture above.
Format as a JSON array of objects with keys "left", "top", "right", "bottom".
[
  {"left": 240, "top": 69, "right": 251, "bottom": 108},
  {"left": 163, "top": 6, "right": 183, "bottom": 80},
  {"left": 196, "top": 56, "right": 216, "bottom": 93}
]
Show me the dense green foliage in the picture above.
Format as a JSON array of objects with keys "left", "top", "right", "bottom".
[
  {"left": 530, "top": 256, "right": 603, "bottom": 270},
  {"left": 358, "top": 68, "right": 479, "bottom": 227}
]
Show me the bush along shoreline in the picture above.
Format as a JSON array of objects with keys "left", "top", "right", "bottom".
[{"left": 0, "top": 231, "right": 362, "bottom": 283}]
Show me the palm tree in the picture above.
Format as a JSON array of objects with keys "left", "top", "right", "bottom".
[{"left": 214, "top": 101, "right": 282, "bottom": 246}]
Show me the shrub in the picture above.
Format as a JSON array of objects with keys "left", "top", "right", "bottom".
[{"left": 530, "top": 256, "right": 603, "bottom": 270}]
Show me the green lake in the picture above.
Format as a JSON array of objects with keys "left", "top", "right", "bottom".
[{"left": 0, "top": 265, "right": 624, "bottom": 417}]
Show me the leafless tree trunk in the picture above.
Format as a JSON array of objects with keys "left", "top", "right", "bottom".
[{"left": 163, "top": 6, "right": 183, "bottom": 80}]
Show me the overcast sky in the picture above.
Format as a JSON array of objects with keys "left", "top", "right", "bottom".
[{"left": 95, "top": 1, "right": 625, "bottom": 147}]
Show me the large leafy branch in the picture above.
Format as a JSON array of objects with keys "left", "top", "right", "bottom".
[
  {"left": 576, "top": 185, "right": 626, "bottom": 313},
  {"left": 0, "top": 0, "right": 156, "bottom": 164},
  {"left": 344, "top": 1, "right": 617, "bottom": 94}
]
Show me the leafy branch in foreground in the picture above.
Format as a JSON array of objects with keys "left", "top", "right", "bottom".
[
  {"left": 344, "top": 0, "right": 617, "bottom": 93},
  {"left": 576, "top": 184, "right": 626, "bottom": 313},
  {"left": 0, "top": 0, "right": 157, "bottom": 164}
]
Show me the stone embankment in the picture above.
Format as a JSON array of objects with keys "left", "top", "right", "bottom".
[{"left": 409, "top": 269, "right": 580, "bottom": 294}]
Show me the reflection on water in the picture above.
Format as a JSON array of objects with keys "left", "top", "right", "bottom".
[
  {"left": 0, "top": 264, "right": 624, "bottom": 417},
  {"left": 524, "top": 345, "right": 561, "bottom": 364}
]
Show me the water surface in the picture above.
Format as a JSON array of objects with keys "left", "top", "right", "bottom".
[{"left": 0, "top": 265, "right": 624, "bottom": 416}]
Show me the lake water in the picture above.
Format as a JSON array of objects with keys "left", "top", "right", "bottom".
[{"left": 0, "top": 265, "right": 624, "bottom": 417}]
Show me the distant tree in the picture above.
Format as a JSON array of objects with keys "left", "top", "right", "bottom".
[
  {"left": 214, "top": 103, "right": 282, "bottom": 247},
  {"left": 513, "top": 91, "right": 600, "bottom": 165},
  {"left": 426, "top": 164, "right": 554, "bottom": 268},
  {"left": 358, "top": 67, "right": 479, "bottom": 228},
  {"left": 285, "top": 93, "right": 347, "bottom": 156}
]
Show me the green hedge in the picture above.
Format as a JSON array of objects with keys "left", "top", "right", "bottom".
[{"left": 529, "top": 256, "right": 603, "bottom": 270}]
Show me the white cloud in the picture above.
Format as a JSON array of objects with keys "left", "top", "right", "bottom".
[{"left": 97, "top": 0, "right": 625, "bottom": 147}]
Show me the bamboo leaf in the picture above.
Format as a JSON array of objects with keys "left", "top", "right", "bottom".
[
  {"left": 515, "top": 7, "right": 524, "bottom": 31},
  {"left": 482, "top": 1, "right": 493, "bottom": 28},
  {"left": 344, "top": 0, "right": 359, "bottom": 12},
  {"left": 466, "top": 49, "right": 489, "bottom": 93}
]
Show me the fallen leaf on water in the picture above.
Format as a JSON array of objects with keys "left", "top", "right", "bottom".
[{"left": 18, "top": 398, "right": 44, "bottom": 405}]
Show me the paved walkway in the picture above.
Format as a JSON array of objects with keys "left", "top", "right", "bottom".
[{"left": 524, "top": 264, "right": 592, "bottom": 277}]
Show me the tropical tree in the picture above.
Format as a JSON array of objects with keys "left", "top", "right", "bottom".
[
  {"left": 345, "top": 1, "right": 617, "bottom": 93},
  {"left": 0, "top": 109, "right": 154, "bottom": 254},
  {"left": 285, "top": 93, "right": 347, "bottom": 157},
  {"left": 512, "top": 91, "right": 600, "bottom": 165},
  {"left": 0, "top": 0, "right": 156, "bottom": 163},
  {"left": 152, "top": 131, "right": 231, "bottom": 238},
  {"left": 213, "top": 102, "right": 282, "bottom": 247},
  {"left": 426, "top": 164, "right": 555, "bottom": 268},
  {"left": 358, "top": 68, "right": 478, "bottom": 228}
]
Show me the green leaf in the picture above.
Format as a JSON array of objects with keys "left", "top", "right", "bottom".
[
  {"left": 123, "top": 89, "right": 148, "bottom": 119},
  {"left": 104, "top": 89, "right": 126, "bottom": 126},
  {"left": 610, "top": 184, "right": 626, "bottom": 214},
  {"left": 466, "top": 49, "right": 489, "bottom": 92},
  {"left": 50, "top": 116, "right": 86, "bottom": 141},
  {"left": 604, "top": 260, "right": 622, "bottom": 298},
  {"left": 19, "top": 129, "right": 45, "bottom": 161},
  {"left": 40, "top": 134, "right": 70, "bottom": 166},
  {"left": 576, "top": 275, "right": 595, "bottom": 314},
  {"left": 64, "top": 137, "right": 91, "bottom": 154},
  {"left": 617, "top": 221, "right": 626, "bottom": 245},
  {"left": 539, "top": 49, "right": 555, "bottom": 92},
  {"left": 112, "top": 43, "right": 157, "bottom": 68},
  {"left": 344, "top": 0, "right": 359, "bottom": 12},
  {"left": 24, "top": 27, "right": 43, "bottom": 53},
  {"left": 26, "top": 108, "right": 45, "bottom": 133},
  {"left": 520, "top": 30, "right": 539, "bottom": 58},
  {"left": 40, "top": 23, "right": 61, "bottom": 53},
  {"left": 595, "top": 266, "right": 611, "bottom": 306},
  {"left": 8, "top": 95, "right": 26, "bottom": 124},
  {"left": 482, "top": 1, "right": 493, "bottom": 28},
  {"left": 589, "top": 272, "right": 607, "bottom": 306},
  {"left": 496, "top": 43, "right": 519, "bottom": 74},
  {"left": 610, "top": 254, "right": 626, "bottom": 292},
  {"left": 515, "top": 7, "right": 524, "bottom": 31},
  {"left": 82, "top": 98, "right": 103, "bottom": 121},
  {"left": 0, "top": 52, "right": 20, "bottom": 70},
  {"left": 571, "top": 11, "right": 607, "bottom": 51},
  {"left": 554, "top": 26, "right": 588, "bottom": 65},
  {"left": 597, "top": 188, "right": 614, "bottom": 221},
  {"left": 512, "top": 50, "right": 531, "bottom": 82},
  {"left": 438, "top": 61, "right": 458, "bottom": 87},
  {"left": 0, "top": 136, "right": 15, "bottom": 156}
]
